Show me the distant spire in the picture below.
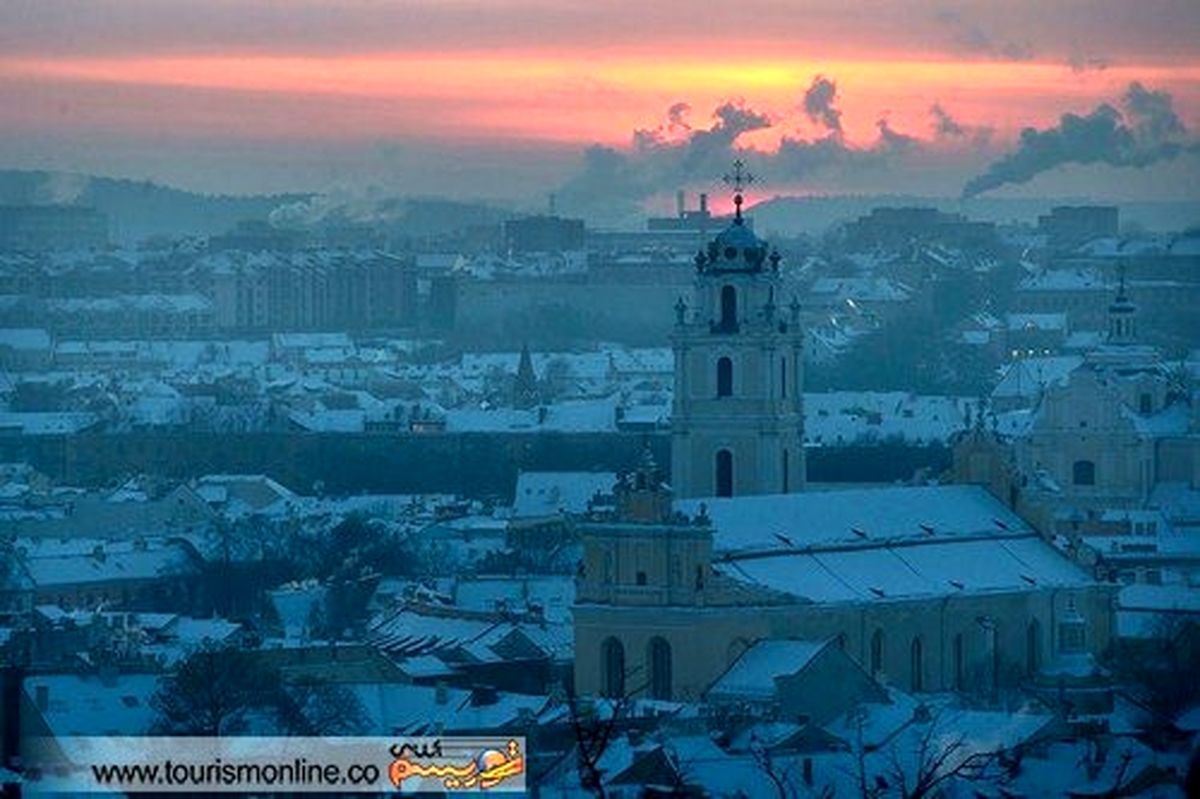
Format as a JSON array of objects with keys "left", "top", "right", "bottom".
[{"left": 513, "top": 343, "right": 539, "bottom": 409}]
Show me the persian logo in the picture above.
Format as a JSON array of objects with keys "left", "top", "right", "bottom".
[{"left": 387, "top": 739, "right": 525, "bottom": 792}]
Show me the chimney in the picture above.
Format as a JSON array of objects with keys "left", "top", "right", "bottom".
[
  {"left": 699, "top": 193, "right": 709, "bottom": 215},
  {"left": 676, "top": 190, "right": 686, "bottom": 218},
  {"left": 35, "top": 684, "right": 49, "bottom": 713}
]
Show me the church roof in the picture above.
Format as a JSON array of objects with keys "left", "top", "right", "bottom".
[
  {"left": 716, "top": 535, "right": 1092, "bottom": 604},
  {"left": 700, "top": 217, "right": 771, "bottom": 273},
  {"left": 675, "top": 485, "right": 1093, "bottom": 603},
  {"left": 676, "top": 484, "right": 1028, "bottom": 554}
]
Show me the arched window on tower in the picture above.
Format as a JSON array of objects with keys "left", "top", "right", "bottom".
[
  {"left": 715, "top": 449, "right": 733, "bottom": 498},
  {"left": 648, "top": 637, "right": 672, "bottom": 700},
  {"left": 870, "top": 629, "right": 884, "bottom": 676},
  {"left": 719, "top": 285, "right": 737, "bottom": 332},
  {"left": 716, "top": 357, "right": 733, "bottom": 397},
  {"left": 1073, "top": 460, "right": 1096, "bottom": 486},
  {"left": 601, "top": 637, "right": 625, "bottom": 698}
]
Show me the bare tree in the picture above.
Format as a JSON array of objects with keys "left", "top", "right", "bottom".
[
  {"left": 275, "top": 678, "right": 368, "bottom": 736},
  {"left": 151, "top": 644, "right": 279, "bottom": 736},
  {"left": 847, "top": 707, "right": 1003, "bottom": 799},
  {"left": 537, "top": 666, "right": 648, "bottom": 798}
]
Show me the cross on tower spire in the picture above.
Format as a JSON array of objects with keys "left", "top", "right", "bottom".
[{"left": 722, "top": 159, "right": 756, "bottom": 224}]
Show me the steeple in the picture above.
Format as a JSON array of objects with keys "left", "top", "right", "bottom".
[
  {"left": 670, "top": 162, "right": 806, "bottom": 499},
  {"left": 513, "top": 343, "right": 539, "bottom": 409},
  {"left": 1106, "top": 263, "right": 1137, "bottom": 345}
]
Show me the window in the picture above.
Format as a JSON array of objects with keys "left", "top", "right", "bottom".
[
  {"left": 635, "top": 571, "right": 647, "bottom": 586},
  {"left": 716, "top": 357, "right": 733, "bottom": 397},
  {"left": 648, "top": 637, "right": 672, "bottom": 700},
  {"left": 1026, "top": 620, "right": 1041, "bottom": 676},
  {"left": 601, "top": 637, "right": 625, "bottom": 698},
  {"left": 720, "top": 285, "right": 737, "bottom": 330},
  {"left": 715, "top": 449, "right": 733, "bottom": 498},
  {"left": 953, "top": 634, "right": 965, "bottom": 691},
  {"left": 780, "top": 357, "right": 787, "bottom": 399},
  {"left": 1073, "top": 460, "right": 1096, "bottom": 486},
  {"left": 1139, "top": 393, "right": 1152, "bottom": 414},
  {"left": 911, "top": 637, "right": 924, "bottom": 692},
  {"left": 1059, "top": 622, "right": 1085, "bottom": 653},
  {"left": 870, "top": 629, "right": 884, "bottom": 675},
  {"left": 782, "top": 449, "right": 790, "bottom": 493}
]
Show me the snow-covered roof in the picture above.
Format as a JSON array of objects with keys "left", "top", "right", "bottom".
[
  {"left": 0, "top": 328, "right": 51, "bottom": 350},
  {"left": 809, "top": 276, "right": 912, "bottom": 303},
  {"left": 25, "top": 674, "right": 159, "bottom": 736},
  {"left": 804, "top": 392, "right": 969, "bottom": 446},
  {"left": 991, "top": 356, "right": 1082, "bottom": 400},
  {"left": 18, "top": 540, "right": 193, "bottom": 589},
  {"left": 350, "top": 682, "right": 547, "bottom": 735},
  {"left": 676, "top": 487, "right": 1088, "bottom": 603},
  {"left": 1118, "top": 583, "right": 1200, "bottom": 613},
  {"left": 512, "top": 471, "right": 615, "bottom": 518},
  {"left": 443, "top": 396, "right": 618, "bottom": 433},
  {"left": 1018, "top": 267, "right": 1109, "bottom": 292},
  {"left": 1005, "top": 312, "right": 1067, "bottom": 332},
  {"left": 719, "top": 535, "right": 1090, "bottom": 603},
  {"left": 677, "top": 485, "right": 1030, "bottom": 554},
  {"left": 707, "top": 638, "right": 831, "bottom": 701}
]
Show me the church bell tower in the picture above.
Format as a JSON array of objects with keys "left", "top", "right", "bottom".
[{"left": 670, "top": 162, "right": 805, "bottom": 499}]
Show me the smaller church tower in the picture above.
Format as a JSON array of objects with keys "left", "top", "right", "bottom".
[
  {"left": 671, "top": 162, "right": 805, "bottom": 498},
  {"left": 1106, "top": 264, "right": 1137, "bottom": 345},
  {"left": 577, "top": 446, "right": 714, "bottom": 611},
  {"left": 575, "top": 445, "right": 715, "bottom": 699}
]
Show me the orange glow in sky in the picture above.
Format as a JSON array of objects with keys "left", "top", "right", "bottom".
[{"left": 4, "top": 50, "right": 1199, "bottom": 147}]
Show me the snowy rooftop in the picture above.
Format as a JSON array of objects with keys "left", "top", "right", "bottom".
[
  {"left": 24, "top": 674, "right": 159, "bottom": 737},
  {"left": 512, "top": 471, "right": 615, "bottom": 518},
  {"left": 719, "top": 535, "right": 1092, "bottom": 603},
  {"left": 991, "top": 356, "right": 1082, "bottom": 400},
  {"left": 707, "top": 638, "right": 831, "bottom": 701},
  {"left": 804, "top": 392, "right": 970, "bottom": 446},
  {"left": 677, "top": 485, "right": 1030, "bottom": 553},
  {"left": 673, "top": 486, "right": 1093, "bottom": 603},
  {"left": 350, "top": 682, "right": 547, "bottom": 735}
]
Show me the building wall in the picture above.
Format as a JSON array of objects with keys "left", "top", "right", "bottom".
[
  {"left": 574, "top": 584, "right": 1115, "bottom": 701},
  {"left": 1016, "top": 368, "right": 1157, "bottom": 509}
]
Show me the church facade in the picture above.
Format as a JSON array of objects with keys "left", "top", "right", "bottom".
[{"left": 574, "top": 183, "right": 1115, "bottom": 704}]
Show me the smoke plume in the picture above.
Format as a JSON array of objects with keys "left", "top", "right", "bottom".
[
  {"left": 961, "top": 82, "right": 1198, "bottom": 197},
  {"left": 803, "top": 76, "right": 843, "bottom": 135}
]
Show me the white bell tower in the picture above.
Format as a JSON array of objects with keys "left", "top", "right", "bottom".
[{"left": 670, "top": 162, "right": 805, "bottom": 499}]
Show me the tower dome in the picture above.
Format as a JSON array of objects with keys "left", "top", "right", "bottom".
[{"left": 703, "top": 220, "right": 769, "bottom": 272}]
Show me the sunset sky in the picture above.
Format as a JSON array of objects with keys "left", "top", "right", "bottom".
[{"left": 2, "top": 0, "right": 1198, "bottom": 212}]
